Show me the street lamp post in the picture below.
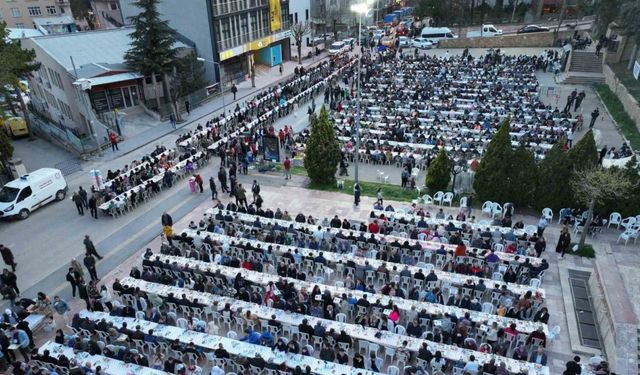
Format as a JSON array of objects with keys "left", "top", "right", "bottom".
[
  {"left": 350, "top": 1, "right": 371, "bottom": 184},
  {"left": 197, "top": 57, "right": 226, "bottom": 116}
]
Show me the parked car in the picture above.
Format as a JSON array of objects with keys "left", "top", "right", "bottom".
[
  {"left": 411, "top": 37, "right": 434, "bottom": 49},
  {"left": 328, "top": 41, "right": 347, "bottom": 55},
  {"left": 342, "top": 37, "right": 355, "bottom": 47},
  {"left": 380, "top": 36, "right": 395, "bottom": 47},
  {"left": 466, "top": 24, "right": 503, "bottom": 38},
  {"left": 0, "top": 168, "right": 68, "bottom": 219},
  {"left": 517, "top": 25, "right": 550, "bottom": 34},
  {"left": 399, "top": 36, "right": 410, "bottom": 47}
]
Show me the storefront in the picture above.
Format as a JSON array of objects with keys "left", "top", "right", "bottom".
[{"left": 86, "top": 75, "right": 143, "bottom": 114}]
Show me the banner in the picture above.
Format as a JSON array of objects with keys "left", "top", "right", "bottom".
[{"left": 269, "top": 0, "right": 282, "bottom": 32}]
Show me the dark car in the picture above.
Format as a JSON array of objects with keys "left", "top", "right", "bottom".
[{"left": 517, "top": 25, "right": 550, "bottom": 34}]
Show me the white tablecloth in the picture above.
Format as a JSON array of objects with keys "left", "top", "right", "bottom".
[
  {"left": 79, "top": 310, "right": 381, "bottom": 375},
  {"left": 39, "top": 341, "right": 165, "bottom": 375},
  {"left": 116, "top": 280, "right": 549, "bottom": 375}
]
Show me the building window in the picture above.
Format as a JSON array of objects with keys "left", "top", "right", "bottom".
[
  {"left": 10, "top": 8, "right": 20, "bottom": 17},
  {"left": 59, "top": 6, "right": 65, "bottom": 14},
  {"left": 46, "top": 6, "right": 57, "bottom": 15},
  {"left": 15, "top": 23, "right": 24, "bottom": 29},
  {"left": 305, "top": 9, "right": 309, "bottom": 21},
  {"left": 240, "top": 15, "right": 248, "bottom": 42},
  {"left": 221, "top": 18, "right": 231, "bottom": 47},
  {"left": 28, "top": 7, "right": 42, "bottom": 16},
  {"left": 110, "top": 2, "right": 118, "bottom": 10},
  {"left": 294, "top": 13, "right": 297, "bottom": 24}
]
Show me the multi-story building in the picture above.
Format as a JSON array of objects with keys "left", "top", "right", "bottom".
[
  {"left": 120, "top": 0, "right": 292, "bottom": 87},
  {"left": 91, "top": 0, "right": 125, "bottom": 29},
  {"left": 0, "top": 0, "right": 76, "bottom": 34}
]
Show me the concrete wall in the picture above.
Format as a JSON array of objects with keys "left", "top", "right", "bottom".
[
  {"left": 603, "top": 64, "right": 640, "bottom": 131},
  {"left": 439, "top": 30, "right": 574, "bottom": 49},
  {"left": 589, "top": 260, "right": 638, "bottom": 375}
]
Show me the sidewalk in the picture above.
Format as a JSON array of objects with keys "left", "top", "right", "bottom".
[{"left": 96, "top": 51, "right": 334, "bottom": 163}]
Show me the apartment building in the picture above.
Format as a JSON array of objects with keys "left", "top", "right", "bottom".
[
  {"left": 120, "top": 0, "right": 292, "bottom": 87},
  {"left": 0, "top": 0, "right": 76, "bottom": 34}
]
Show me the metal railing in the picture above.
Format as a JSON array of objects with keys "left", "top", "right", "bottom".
[
  {"left": 216, "top": 22, "right": 290, "bottom": 51},
  {"left": 212, "top": 0, "right": 268, "bottom": 16}
]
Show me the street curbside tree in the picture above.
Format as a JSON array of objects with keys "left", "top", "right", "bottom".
[{"left": 304, "top": 106, "right": 342, "bottom": 185}]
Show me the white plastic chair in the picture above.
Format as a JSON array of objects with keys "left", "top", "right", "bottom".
[
  {"left": 617, "top": 229, "right": 639, "bottom": 245},
  {"left": 336, "top": 313, "right": 347, "bottom": 323},
  {"left": 481, "top": 201, "right": 493, "bottom": 216},
  {"left": 547, "top": 325, "right": 561, "bottom": 343},
  {"left": 620, "top": 217, "right": 636, "bottom": 230},
  {"left": 542, "top": 208, "right": 553, "bottom": 222},
  {"left": 482, "top": 302, "right": 494, "bottom": 314},
  {"left": 608, "top": 212, "right": 622, "bottom": 229},
  {"left": 558, "top": 208, "right": 570, "bottom": 223},
  {"left": 227, "top": 330, "right": 238, "bottom": 339},
  {"left": 394, "top": 325, "right": 406, "bottom": 335},
  {"left": 524, "top": 225, "right": 537, "bottom": 235},
  {"left": 530, "top": 278, "right": 541, "bottom": 288},
  {"left": 176, "top": 318, "right": 188, "bottom": 329},
  {"left": 433, "top": 191, "right": 445, "bottom": 205},
  {"left": 442, "top": 192, "right": 454, "bottom": 206},
  {"left": 422, "top": 194, "right": 434, "bottom": 205},
  {"left": 492, "top": 202, "right": 503, "bottom": 217},
  {"left": 388, "top": 366, "right": 400, "bottom": 375},
  {"left": 459, "top": 196, "right": 468, "bottom": 208}
]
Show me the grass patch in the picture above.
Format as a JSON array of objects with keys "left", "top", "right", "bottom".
[
  {"left": 274, "top": 164, "right": 308, "bottom": 176},
  {"left": 309, "top": 179, "right": 420, "bottom": 202},
  {"left": 594, "top": 83, "right": 640, "bottom": 151},
  {"left": 568, "top": 242, "right": 596, "bottom": 258},
  {"left": 609, "top": 62, "right": 640, "bottom": 104}
]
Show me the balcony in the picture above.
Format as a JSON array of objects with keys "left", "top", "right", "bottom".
[{"left": 216, "top": 21, "right": 290, "bottom": 52}]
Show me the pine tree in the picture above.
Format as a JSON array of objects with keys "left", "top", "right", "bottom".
[
  {"left": 425, "top": 147, "right": 451, "bottom": 194},
  {"left": 535, "top": 141, "right": 573, "bottom": 211},
  {"left": 304, "top": 106, "right": 342, "bottom": 185},
  {"left": 124, "top": 0, "right": 177, "bottom": 109},
  {"left": 473, "top": 118, "right": 513, "bottom": 202},
  {"left": 568, "top": 129, "right": 598, "bottom": 170},
  {"left": 504, "top": 144, "right": 538, "bottom": 207}
]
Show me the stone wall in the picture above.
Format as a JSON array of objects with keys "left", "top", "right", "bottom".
[
  {"left": 603, "top": 64, "right": 640, "bottom": 131},
  {"left": 439, "top": 31, "right": 574, "bottom": 49},
  {"left": 589, "top": 259, "right": 638, "bottom": 374}
]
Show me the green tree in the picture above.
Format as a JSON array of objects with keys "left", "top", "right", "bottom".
[
  {"left": 124, "top": 0, "right": 177, "bottom": 110},
  {"left": 304, "top": 106, "right": 342, "bottom": 185},
  {"left": 619, "top": 0, "right": 640, "bottom": 69},
  {"left": 568, "top": 129, "right": 598, "bottom": 169},
  {"left": 415, "top": 0, "right": 449, "bottom": 26},
  {"left": 504, "top": 144, "right": 538, "bottom": 207},
  {"left": 571, "top": 166, "right": 633, "bottom": 248},
  {"left": 0, "top": 22, "right": 40, "bottom": 138},
  {"left": 592, "top": 0, "right": 621, "bottom": 37},
  {"left": 473, "top": 118, "right": 513, "bottom": 202},
  {"left": 425, "top": 147, "right": 451, "bottom": 194},
  {"left": 0, "top": 129, "right": 13, "bottom": 163},
  {"left": 535, "top": 141, "right": 573, "bottom": 211},
  {"left": 171, "top": 52, "right": 206, "bottom": 121}
]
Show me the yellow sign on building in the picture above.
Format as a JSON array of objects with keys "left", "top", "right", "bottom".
[{"left": 269, "top": 0, "right": 281, "bottom": 32}]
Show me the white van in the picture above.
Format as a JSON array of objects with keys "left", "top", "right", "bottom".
[
  {"left": 420, "top": 27, "right": 458, "bottom": 43},
  {"left": 0, "top": 168, "right": 68, "bottom": 219}
]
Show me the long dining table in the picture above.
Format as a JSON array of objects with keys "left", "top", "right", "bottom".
[
  {"left": 39, "top": 341, "right": 166, "bottom": 375},
  {"left": 140, "top": 251, "right": 547, "bottom": 336},
  {"left": 117, "top": 279, "right": 550, "bottom": 375},
  {"left": 79, "top": 309, "right": 382, "bottom": 375},
  {"left": 203, "top": 208, "right": 544, "bottom": 267}
]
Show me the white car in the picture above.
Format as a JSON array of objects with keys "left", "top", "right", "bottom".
[
  {"left": 411, "top": 37, "right": 434, "bottom": 49},
  {"left": 399, "top": 36, "right": 410, "bottom": 47},
  {"left": 0, "top": 168, "right": 68, "bottom": 219},
  {"left": 342, "top": 38, "right": 355, "bottom": 47},
  {"left": 328, "top": 41, "right": 347, "bottom": 55}
]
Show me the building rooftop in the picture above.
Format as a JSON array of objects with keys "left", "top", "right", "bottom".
[
  {"left": 7, "top": 28, "right": 45, "bottom": 40},
  {"left": 28, "top": 27, "right": 189, "bottom": 79}
]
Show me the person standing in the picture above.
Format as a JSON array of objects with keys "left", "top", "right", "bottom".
[
  {"left": 283, "top": 157, "right": 292, "bottom": 180},
  {"left": 72, "top": 192, "right": 84, "bottom": 216},
  {"left": 78, "top": 186, "right": 88, "bottom": 208},
  {"left": 194, "top": 174, "right": 204, "bottom": 193},
  {"left": 170, "top": 113, "right": 176, "bottom": 129},
  {"left": 9, "top": 327, "right": 30, "bottom": 361},
  {"left": 599, "top": 146, "right": 608, "bottom": 165},
  {"left": 83, "top": 253, "right": 98, "bottom": 281},
  {"left": 209, "top": 177, "right": 218, "bottom": 200},
  {"left": 161, "top": 212, "right": 173, "bottom": 228},
  {"left": 563, "top": 94, "right": 574, "bottom": 113},
  {"left": 66, "top": 267, "right": 78, "bottom": 297},
  {"left": 537, "top": 215, "right": 548, "bottom": 236},
  {"left": 218, "top": 167, "right": 229, "bottom": 193},
  {"left": 251, "top": 180, "right": 260, "bottom": 202},
  {"left": 353, "top": 183, "right": 361, "bottom": 207},
  {"left": 0, "top": 245, "right": 16, "bottom": 272},
  {"left": 589, "top": 108, "right": 600, "bottom": 128},
  {"left": 574, "top": 91, "right": 585, "bottom": 111},
  {"left": 52, "top": 296, "right": 70, "bottom": 326},
  {"left": 88, "top": 194, "right": 98, "bottom": 219},
  {"left": 231, "top": 84, "right": 238, "bottom": 100},
  {"left": 236, "top": 184, "right": 248, "bottom": 209},
  {"left": 109, "top": 131, "right": 119, "bottom": 152},
  {"left": 185, "top": 100, "right": 191, "bottom": 116},
  {"left": 83, "top": 235, "right": 103, "bottom": 260},
  {"left": 1, "top": 269, "right": 19, "bottom": 296},
  {"left": 556, "top": 228, "right": 572, "bottom": 259},
  {"left": 70, "top": 258, "right": 84, "bottom": 281},
  {"left": 465, "top": 194, "right": 473, "bottom": 218}
]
